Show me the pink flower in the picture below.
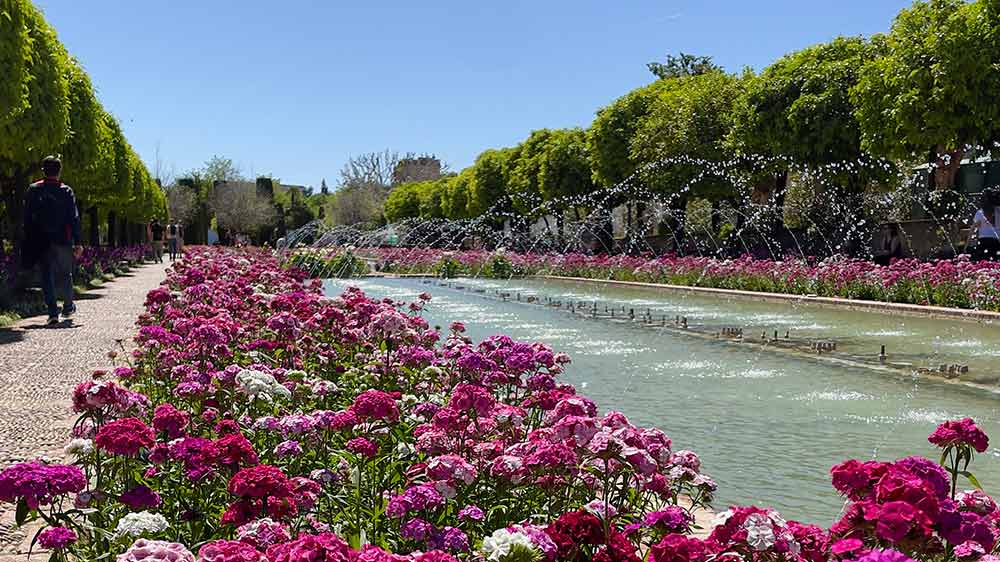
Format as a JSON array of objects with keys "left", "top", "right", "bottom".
[
  {"left": 198, "top": 539, "right": 267, "bottom": 562},
  {"left": 347, "top": 437, "right": 378, "bottom": 459},
  {"left": 847, "top": 550, "right": 918, "bottom": 562},
  {"left": 235, "top": 518, "right": 290, "bottom": 550},
  {"left": 117, "top": 539, "right": 195, "bottom": 562},
  {"left": 152, "top": 403, "right": 189, "bottom": 438},
  {"left": 350, "top": 390, "right": 400, "bottom": 422},
  {"left": 448, "top": 384, "right": 495, "bottom": 417},
  {"left": 265, "top": 532, "right": 352, "bottom": 562}
]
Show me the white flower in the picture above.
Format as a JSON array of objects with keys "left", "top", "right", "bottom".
[
  {"left": 64, "top": 438, "right": 93, "bottom": 457},
  {"left": 116, "top": 511, "right": 169, "bottom": 537},
  {"left": 395, "top": 442, "right": 416, "bottom": 457},
  {"left": 712, "top": 509, "right": 734, "bottom": 527},
  {"left": 236, "top": 369, "right": 291, "bottom": 402},
  {"left": 481, "top": 529, "right": 536, "bottom": 562},
  {"left": 743, "top": 513, "right": 776, "bottom": 551}
]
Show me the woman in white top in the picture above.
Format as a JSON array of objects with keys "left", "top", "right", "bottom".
[{"left": 969, "top": 191, "right": 1000, "bottom": 262}]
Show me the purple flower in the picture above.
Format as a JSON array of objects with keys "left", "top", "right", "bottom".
[
  {"left": 120, "top": 486, "right": 162, "bottom": 510},
  {"left": 274, "top": 440, "right": 303, "bottom": 458},
  {"left": 401, "top": 518, "right": 434, "bottom": 541},
  {"left": 458, "top": 505, "right": 484, "bottom": 522},
  {"left": 38, "top": 527, "right": 77, "bottom": 549}
]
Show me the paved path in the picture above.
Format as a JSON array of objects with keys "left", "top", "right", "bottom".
[{"left": 0, "top": 261, "right": 169, "bottom": 557}]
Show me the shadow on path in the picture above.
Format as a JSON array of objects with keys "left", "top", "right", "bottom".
[{"left": 0, "top": 330, "right": 25, "bottom": 345}]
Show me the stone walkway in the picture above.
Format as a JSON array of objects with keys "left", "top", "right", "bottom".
[{"left": 0, "top": 261, "right": 169, "bottom": 558}]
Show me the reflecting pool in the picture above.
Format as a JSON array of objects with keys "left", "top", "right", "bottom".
[{"left": 326, "top": 276, "right": 1000, "bottom": 525}]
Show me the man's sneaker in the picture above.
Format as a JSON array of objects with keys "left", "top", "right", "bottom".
[
  {"left": 61, "top": 304, "right": 77, "bottom": 318},
  {"left": 46, "top": 315, "right": 60, "bottom": 326}
]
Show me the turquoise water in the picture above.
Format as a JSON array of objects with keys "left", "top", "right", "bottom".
[{"left": 325, "top": 276, "right": 1000, "bottom": 525}]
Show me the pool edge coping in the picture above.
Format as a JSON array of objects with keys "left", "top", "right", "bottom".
[
  {"left": 367, "top": 273, "right": 1000, "bottom": 323},
  {"left": 538, "top": 276, "right": 1000, "bottom": 324}
]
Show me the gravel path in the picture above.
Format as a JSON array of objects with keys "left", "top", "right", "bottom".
[{"left": 0, "top": 261, "right": 168, "bottom": 557}]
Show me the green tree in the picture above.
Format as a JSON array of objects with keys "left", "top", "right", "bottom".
[
  {"left": 418, "top": 179, "right": 448, "bottom": 219},
  {"left": 468, "top": 148, "right": 513, "bottom": 219},
  {"left": 61, "top": 59, "right": 105, "bottom": 198},
  {"left": 852, "top": 0, "right": 1000, "bottom": 188},
  {"left": 0, "top": 0, "right": 31, "bottom": 130},
  {"left": 537, "top": 128, "right": 595, "bottom": 221},
  {"left": 508, "top": 130, "right": 553, "bottom": 217},
  {"left": 647, "top": 52, "right": 720, "bottom": 80},
  {"left": 587, "top": 81, "right": 671, "bottom": 197},
  {"left": 442, "top": 170, "right": 473, "bottom": 220},
  {"left": 732, "top": 37, "right": 873, "bottom": 173},
  {"left": 0, "top": 4, "right": 70, "bottom": 244},
  {"left": 632, "top": 71, "right": 743, "bottom": 201},
  {"left": 384, "top": 182, "right": 423, "bottom": 222}
]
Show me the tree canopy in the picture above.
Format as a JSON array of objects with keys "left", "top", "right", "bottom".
[{"left": 852, "top": 0, "right": 1000, "bottom": 157}]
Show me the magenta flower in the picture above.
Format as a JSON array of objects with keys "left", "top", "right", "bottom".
[
  {"left": 0, "top": 461, "right": 86, "bottom": 509},
  {"left": 929, "top": 418, "right": 990, "bottom": 453},
  {"left": 37, "top": 526, "right": 77, "bottom": 549}
]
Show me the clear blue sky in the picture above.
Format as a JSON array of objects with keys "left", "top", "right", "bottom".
[{"left": 36, "top": 1, "right": 909, "bottom": 188}]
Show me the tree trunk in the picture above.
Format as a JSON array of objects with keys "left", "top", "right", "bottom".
[
  {"left": 774, "top": 171, "right": 788, "bottom": 213},
  {"left": 88, "top": 207, "right": 99, "bottom": 246},
  {"left": 933, "top": 145, "right": 964, "bottom": 191},
  {"left": 669, "top": 198, "right": 686, "bottom": 253},
  {"left": 107, "top": 211, "right": 117, "bottom": 248},
  {"left": 711, "top": 200, "right": 721, "bottom": 235},
  {"left": 1, "top": 168, "right": 30, "bottom": 254}
]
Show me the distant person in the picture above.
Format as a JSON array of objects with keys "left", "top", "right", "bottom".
[
  {"left": 874, "top": 223, "right": 904, "bottom": 266},
  {"left": 167, "top": 222, "right": 179, "bottom": 261},
  {"left": 22, "top": 156, "right": 81, "bottom": 325},
  {"left": 969, "top": 191, "right": 1000, "bottom": 262},
  {"left": 149, "top": 219, "right": 165, "bottom": 263}
]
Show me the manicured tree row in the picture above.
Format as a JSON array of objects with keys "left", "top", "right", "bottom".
[
  {"left": 383, "top": 0, "right": 1000, "bottom": 250},
  {"left": 0, "top": 0, "right": 165, "bottom": 253}
]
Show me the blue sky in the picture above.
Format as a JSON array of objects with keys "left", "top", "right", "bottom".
[{"left": 36, "top": 1, "right": 909, "bottom": 188}]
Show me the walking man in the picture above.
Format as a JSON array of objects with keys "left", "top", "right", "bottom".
[
  {"left": 166, "top": 222, "right": 179, "bottom": 261},
  {"left": 149, "top": 219, "right": 165, "bottom": 263},
  {"left": 22, "top": 156, "right": 81, "bottom": 325}
]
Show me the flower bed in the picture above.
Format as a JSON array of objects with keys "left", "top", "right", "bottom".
[
  {"left": 0, "top": 245, "right": 149, "bottom": 320},
  {"left": 2, "top": 247, "right": 998, "bottom": 562},
  {"left": 353, "top": 248, "right": 1000, "bottom": 312}
]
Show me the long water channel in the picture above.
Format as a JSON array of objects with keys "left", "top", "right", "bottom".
[{"left": 326, "top": 276, "right": 1000, "bottom": 525}]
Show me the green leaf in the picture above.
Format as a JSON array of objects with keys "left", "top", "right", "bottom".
[
  {"left": 960, "top": 471, "right": 984, "bottom": 490},
  {"left": 28, "top": 526, "right": 42, "bottom": 558},
  {"left": 15, "top": 497, "right": 29, "bottom": 526}
]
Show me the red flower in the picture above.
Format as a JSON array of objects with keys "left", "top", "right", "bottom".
[
  {"left": 95, "top": 417, "right": 154, "bottom": 456},
  {"left": 546, "top": 510, "right": 605, "bottom": 560},
  {"left": 228, "top": 465, "right": 292, "bottom": 499},
  {"left": 649, "top": 534, "right": 708, "bottom": 562},
  {"left": 206, "top": 433, "right": 260, "bottom": 470},
  {"left": 929, "top": 418, "right": 989, "bottom": 453},
  {"left": 152, "top": 403, "right": 190, "bottom": 438}
]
